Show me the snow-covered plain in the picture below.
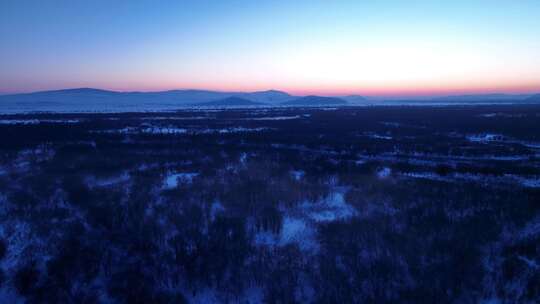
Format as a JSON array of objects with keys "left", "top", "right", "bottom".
[
  {"left": 94, "top": 125, "right": 272, "bottom": 135},
  {"left": 1, "top": 105, "right": 539, "bottom": 303},
  {"left": 0, "top": 119, "right": 81, "bottom": 124}
]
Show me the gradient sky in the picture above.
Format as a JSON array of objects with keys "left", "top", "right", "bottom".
[{"left": 1, "top": 0, "right": 540, "bottom": 96}]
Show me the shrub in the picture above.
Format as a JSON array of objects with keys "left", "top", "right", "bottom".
[
  {"left": 0, "top": 239, "right": 6, "bottom": 261},
  {"left": 14, "top": 263, "right": 40, "bottom": 296}
]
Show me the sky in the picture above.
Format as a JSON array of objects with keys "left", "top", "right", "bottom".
[{"left": 1, "top": 0, "right": 540, "bottom": 97}]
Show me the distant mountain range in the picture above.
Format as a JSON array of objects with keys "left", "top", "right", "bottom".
[
  {"left": 0, "top": 88, "right": 298, "bottom": 112},
  {"left": 0, "top": 88, "right": 539, "bottom": 113},
  {"left": 0, "top": 88, "right": 294, "bottom": 105},
  {"left": 199, "top": 95, "right": 349, "bottom": 107},
  {"left": 0, "top": 88, "right": 353, "bottom": 112},
  {"left": 526, "top": 94, "right": 540, "bottom": 102},
  {"left": 282, "top": 96, "right": 348, "bottom": 106},
  {"left": 197, "top": 96, "right": 265, "bottom": 106},
  {"left": 341, "top": 95, "right": 367, "bottom": 104},
  {"left": 433, "top": 94, "right": 533, "bottom": 102}
]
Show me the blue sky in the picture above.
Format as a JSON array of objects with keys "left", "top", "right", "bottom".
[{"left": 1, "top": 0, "right": 539, "bottom": 96}]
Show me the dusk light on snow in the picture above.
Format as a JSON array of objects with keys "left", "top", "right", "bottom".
[{"left": 1, "top": 1, "right": 539, "bottom": 303}]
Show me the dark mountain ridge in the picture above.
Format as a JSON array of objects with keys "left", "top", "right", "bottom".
[
  {"left": 526, "top": 94, "right": 540, "bottom": 102},
  {"left": 197, "top": 96, "right": 266, "bottom": 106},
  {"left": 0, "top": 88, "right": 293, "bottom": 105},
  {"left": 282, "top": 95, "right": 348, "bottom": 106}
]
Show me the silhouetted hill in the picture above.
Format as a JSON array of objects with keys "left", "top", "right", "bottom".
[
  {"left": 282, "top": 96, "right": 348, "bottom": 106},
  {"left": 526, "top": 94, "right": 540, "bottom": 102},
  {"left": 238, "top": 90, "right": 294, "bottom": 104},
  {"left": 0, "top": 88, "right": 120, "bottom": 101},
  {"left": 0, "top": 88, "right": 290, "bottom": 112},
  {"left": 341, "top": 95, "right": 367, "bottom": 104},
  {"left": 197, "top": 96, "right": 265, "bottom": 106}
]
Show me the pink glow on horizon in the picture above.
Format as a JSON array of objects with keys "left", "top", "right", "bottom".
[
  {"left": 289, "top": 84, "right": 540, "bottom": 97},
  {"left": 1, "top": 82, "right": 539, "bottom": 98},
  {"left": 109, "top": 83, "right": 540, "bottom": 97}
]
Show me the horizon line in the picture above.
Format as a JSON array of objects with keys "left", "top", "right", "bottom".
[{"left": 1, "top": 86, "right": 539, "bottom": 99}]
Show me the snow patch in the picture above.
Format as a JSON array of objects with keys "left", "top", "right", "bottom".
[
  {"left": 402, "top": 172, "right": 449, "bottom": 182},
  {"left": 0, "top": 119, "right": 39, "bottom": 125},
  {"left": 0, "top": 119, "right": 81, "bottom": 125},
  {"left": 239, "top": 152, "right": 248, "bottom": 164},
  {"left": 402, "top": 171, "right": 540, "bottom": 188},
  {"left": 363, "top": 132, "right": 392, "bottom": 140},
  {"left": 163, "top": 172, "right": 199, "bottom": 189},
  {"left": 254, "top": 190, "right": 357, "bottom": 252},
  {"left": 517, "top": 141, "right": 540, "bottom": 149},
  {"left": 517, "top": 255, "right": 539, "bottom": 270},
  {"left": 279, "top": 216, "right": 319, "bottom": 251},
  {"left": 91, "top": 172, "right": 130, "bottom": 187},
  {"left": 100, "top": 126, "right": 272, "bottom": 135},
  {"left": 140, "top": 126, "right": 188, "bottom": 134},
  {"left": 210, "top": 201, "right": 225, "bottom": 221},
  {"left": 245, "top": 115, "right": 301, "bottom": 120},
  {"left": 467, "top": 134, "right": 505, "bottom": 143},
  {"left": 206, "top": 127, "right": 271, "bottom": 134},
  {"left": 506, "top": 175, "right": 540, "bottom": 188},
  {"left": 254, "top": 216, "right": 319, "bottom": 252},
  {"left": 301, "top": 191, "right": 357, "bottom": 222},
  {"left": 377, "top": 167, "right": 392, "bottom": 179},
  {"left": 140, "top": 116, "right": 211, "bottom": 120},
  {"left": 290, "top": 170, "right": 305, "bottom": 181},
  {"left": 479, "top": 113, "right": 526, "bottom": 118},
  {"left": 381, "top": 121, "right": 401, "bottom": 127}
]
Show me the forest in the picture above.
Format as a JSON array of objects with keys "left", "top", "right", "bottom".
[{"left": 0, "top": 105, "right": 539, "bottom": 303}]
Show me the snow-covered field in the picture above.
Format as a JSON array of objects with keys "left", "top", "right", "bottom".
[{"left": 0, "top": 119, "right": 81, "bottom": 125}]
